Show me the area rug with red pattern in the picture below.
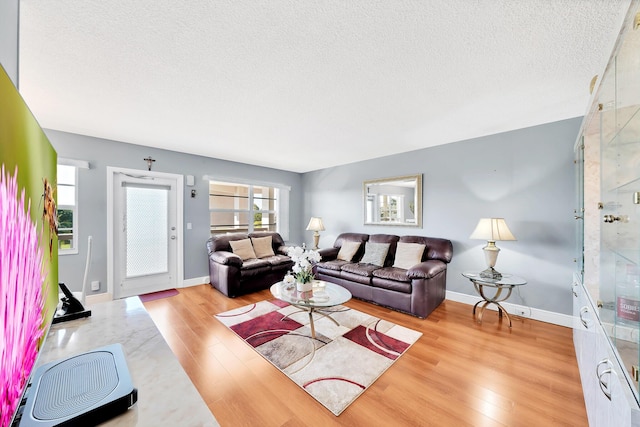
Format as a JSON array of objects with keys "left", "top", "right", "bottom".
[{"left": 215, "top": 299, "right": 422, "bottom": 415}]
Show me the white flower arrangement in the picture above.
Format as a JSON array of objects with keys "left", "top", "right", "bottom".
[{"left": 285, "top": 245, "right": 321, "bottom": 285}]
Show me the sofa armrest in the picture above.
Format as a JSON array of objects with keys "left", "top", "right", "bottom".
[
  {"left": 407, "top": 260, "right": 447, "bottom": 280},
  {"left": 276, "top": 245, "right": 289, "bottom": 255},
  {"left": 318, "top": 247, "right": 339, "bottom": 261},
  {"left": 210, "top": 251, "right": 243, "bottom": 268}
]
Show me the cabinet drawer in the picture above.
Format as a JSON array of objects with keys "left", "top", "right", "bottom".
[{"left": 574, "top": 281, "right": 640, "bottom": 426}]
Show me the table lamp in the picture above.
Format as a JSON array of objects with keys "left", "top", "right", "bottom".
[
  {"left": 306, "top": 217, "right": 325, "bottom": 249},
  {"left": 469, "top": 218, "right": 516, "bottom": 280}
]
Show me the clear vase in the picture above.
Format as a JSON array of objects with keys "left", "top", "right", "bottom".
[{"left": 296, "top": 281, "right": 313, "bottom": 292}]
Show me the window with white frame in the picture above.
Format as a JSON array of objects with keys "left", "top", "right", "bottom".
[
  {"left": 208, "top": 179, "right": 289, "bottom": 239},
  {"left": 378, "top": 194, "right": 403, "bottom": 222},
  {"left": 57, "top": 164, "right": 78, "bottom": 254}
]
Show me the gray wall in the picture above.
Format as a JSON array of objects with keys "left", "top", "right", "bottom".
[
  {"left": 302, "top": 118, "right": 580, "bottom": 315},
  {"left": 47, "top": 129, "right": 303, "bottom": 295},
  {"left": 0, "top": 0, "right": 19, "bottom": 85},
  {"left": 49, "top": 117, "right": 579, "bottom": 315}
]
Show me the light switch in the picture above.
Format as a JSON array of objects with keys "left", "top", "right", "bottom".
[{"left": 187, "top": 222, "right": 192, "bottom": 230}]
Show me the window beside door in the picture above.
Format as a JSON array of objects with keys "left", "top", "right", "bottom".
[
  {"left": 209, "top": 180, "right": 281, "bottom": 235},
  {"left": 57, "top": 164, "right": 78, "bottom": 254}
]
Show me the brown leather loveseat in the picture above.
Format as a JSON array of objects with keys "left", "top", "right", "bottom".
[
  {"left": 315, "top": 232, "right": 453, "bottom": 318},
  {"left": 206, "top": 231, "right": 294, "bottom": 297}
]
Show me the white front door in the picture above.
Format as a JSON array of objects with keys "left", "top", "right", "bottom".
[{"left": 109, "top": 168, "right": 183, "bottom": 299}]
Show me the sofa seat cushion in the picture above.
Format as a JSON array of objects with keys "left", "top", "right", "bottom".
[
  {"left": 340, "top": 270, "right": 373, "bottom": 285},
  {"left": 316, "top": 260, "right": 350, "bottom": 271},
  {"left": 371, "top": 277, "right": 412, "bottom": 294},
  {"left": 316, "top": 261, "right": 345, "bottom": 279},
  {"left": 341, "top": 263, "right": 380, "bottom": 277},
  {"left": 372, "top": 267, "right": 411, "bottom": 283},
  {"left": 263, "top": 255, "right": 293, "bottom": 271},
  {"left": 240, "top": 258, "right": 270, "bottom": 271},
  {"left": 261, "top": 254, "right": 291, "bottom": 266}
]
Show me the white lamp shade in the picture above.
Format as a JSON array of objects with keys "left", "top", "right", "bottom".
[
  {"left": 469, "top": 218, "right": 516, "bottom": 241},
  {"left": 306, "top": 217, "right": 325, "bottom": 232}
]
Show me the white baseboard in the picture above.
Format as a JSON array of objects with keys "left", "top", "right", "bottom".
[
  {"left": 446, "top": 290, "right": 573, "bottom": 328},
  {"left": 182, "top": 276, "right": 210, "bottom": 288},
  {"left": 83, "top": 277, "right": 207, "bottom": 304},
  {"left": 85, "top": 292, "right": 113, "bottom": 306}
]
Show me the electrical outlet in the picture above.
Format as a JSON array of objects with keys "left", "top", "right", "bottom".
[
  {"left": 514, "top": 306, "right": 531, "bottom": 318},
  {"left": 91, "top": 280, "right": 100, "bottom": 291}
]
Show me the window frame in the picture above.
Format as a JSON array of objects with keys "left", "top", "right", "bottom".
[
  {"left": 207, "top": 176, "right": 290, "bottom": 240},
  {"left": 57, "top": 163, "right": 79, "bottom": 255}
]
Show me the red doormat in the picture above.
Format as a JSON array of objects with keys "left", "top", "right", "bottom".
[{"left": 139, "top": 288, "right": 179, "bottom": 303}]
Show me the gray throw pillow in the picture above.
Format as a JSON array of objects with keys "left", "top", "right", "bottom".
[{"left": 360, "top": 242, "right": 390, "bottom": 267}]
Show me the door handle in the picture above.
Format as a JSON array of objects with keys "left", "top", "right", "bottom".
[
  {"left": 596, "top": 358, "right": 614, "bottom": 401},
  {"left": 603, "top": 214, "right": 628, "bottom": 223},
  {"left": 579, "top": 306, "right": 590, "bottom": 328}
]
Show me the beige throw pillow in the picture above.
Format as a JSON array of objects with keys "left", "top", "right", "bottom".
[
  {"left": 229, "top": 238, "right": 257, "bottom": 260},
  {"left": 337, "top": 241, "right": 361, "bottom": 262},
  {"left": 393, "top": 242, "right": 426, "bottom": 270},
  {"left": 360, "top": 242, "right": 390, "bottom": 267},
  {"left": 251, "top": 236, "right": 275, "bottom": 258}
]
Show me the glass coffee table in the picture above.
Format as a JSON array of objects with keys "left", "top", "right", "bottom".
[{"left": 270, "top": 280, "right": 352, "bottom": 339}]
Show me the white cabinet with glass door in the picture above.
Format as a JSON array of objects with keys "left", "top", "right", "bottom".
[{"left": 576, "top": 1, "right": 640, "bottom": 424}]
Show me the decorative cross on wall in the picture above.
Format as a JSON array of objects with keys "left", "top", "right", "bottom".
[{"left": 144, "top": 156, "right": 155, "bottom": 171}]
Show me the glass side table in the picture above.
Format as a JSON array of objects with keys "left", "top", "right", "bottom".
[{"left": 462, "top": 272, "right": 527, "bottom": 328}]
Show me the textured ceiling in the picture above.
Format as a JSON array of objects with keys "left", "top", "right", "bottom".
[{"left": 18, "top": 0, "right": 630, "bottom": 173}]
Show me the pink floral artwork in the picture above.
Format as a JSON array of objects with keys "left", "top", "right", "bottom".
[{"left": 0, "top": 165, "right": 46, "bottom": 427}]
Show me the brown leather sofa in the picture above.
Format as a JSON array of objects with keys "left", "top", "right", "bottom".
[
  {"left": 206, "top": 231, "right": 294, "bottom": 297},
  {"left": 315, "top": 233, "right": 453, "bottom": 318}
]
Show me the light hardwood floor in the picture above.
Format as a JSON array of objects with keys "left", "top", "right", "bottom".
[{"left": 142, "top": 284, "right": 588, "bottom": 426}]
